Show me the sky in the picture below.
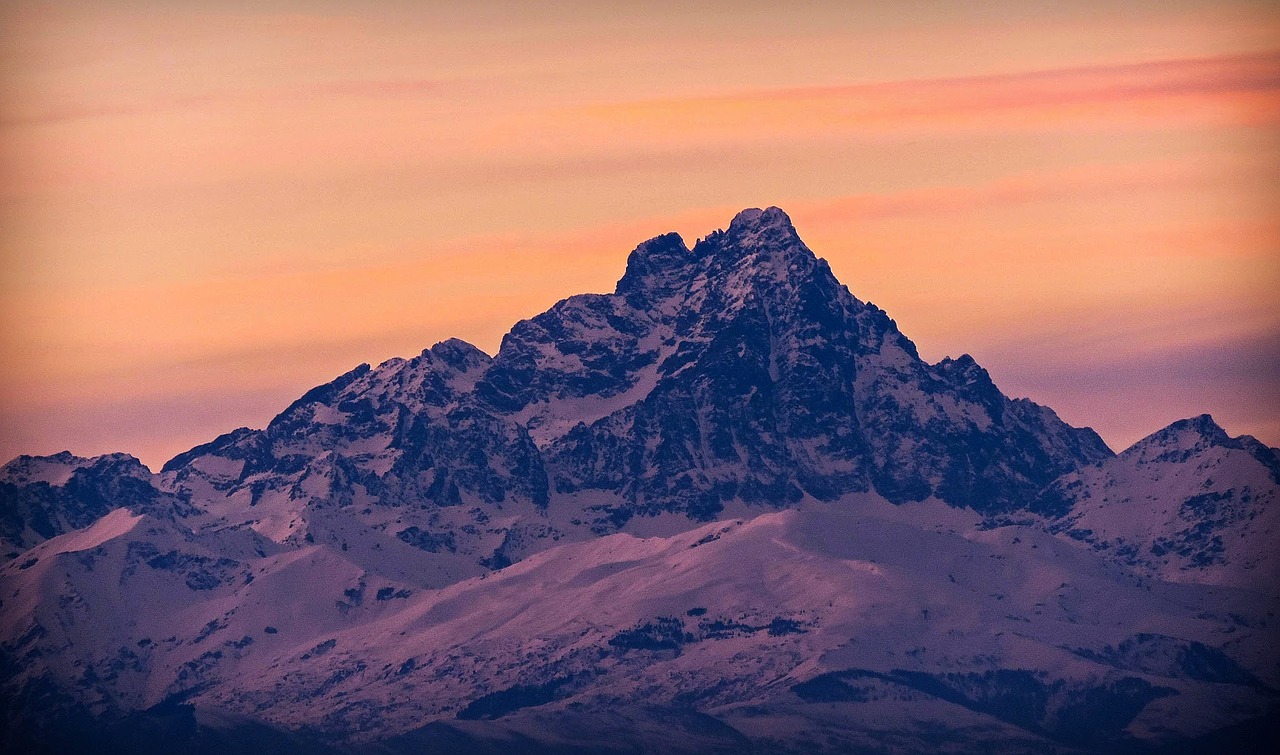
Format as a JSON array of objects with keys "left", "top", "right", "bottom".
[{"left": 1, "top": 0, "right": 1278, "bottom": 469}]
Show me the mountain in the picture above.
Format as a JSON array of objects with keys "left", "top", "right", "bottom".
[
  {"left": 1039, "top": 414, "right": 1280, "bottom": 589},
  {"left": 154, "top": 206, "right": 1111, "bottom": 584},
  {"left": 0, "top": 451, "right": 191, "bottom": 560},
  {"left": 1, "top": 207, "right": 1276, "bottom": 753},
  {"left": 491, "top": 206, "right": 1111, "bottom": 518}
]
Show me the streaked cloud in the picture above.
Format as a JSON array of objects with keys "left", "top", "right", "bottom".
[
  {"left": 0, "top": 77, "right": 453, "bottom": 127},
  {"left": 577, "top": 51, "right": 1280, "bottom": 140},
  {"left": 792, "top": 154, "right": 1278, "bottom": 223}
]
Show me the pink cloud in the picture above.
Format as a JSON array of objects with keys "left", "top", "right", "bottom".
[{"left": 582, "top": 51, "right": 1280, "bottom": 135}]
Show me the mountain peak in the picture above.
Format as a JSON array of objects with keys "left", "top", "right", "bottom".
[
  {"left": 617, "top": 208, "right": 809, "bottom": 298},
  {"left": 934, "top": 354, "right": 997, "bottom": 393},
  {"left": 728, "top": 205, "right": 794, "bottom": 234},
  {"left": 1126, "top": 415, "right": 1280, "bottom": 483},
  {"left": 1125, "top": 414, "right": 1232, "bottom": 460},
  {"left": 614, "top": 231, "right": 692, "bottom": 298},
  {"left": 699, "top": 205, "right": 805, "bottom": 256},
  {"left": 1159, "top": 413, "right": 1229, "bottom": 444},
  {"left": 1, "top": 450, "right": 150, "bottom": 485},
  {"left": 427, "top": 337, "right": 491, "bottom": 371},
  {"left": 1175, "top": 413, "right": 1227, "bottom": 435}
]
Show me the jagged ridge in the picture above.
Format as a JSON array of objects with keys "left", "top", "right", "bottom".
[{"left": 163, "top": 206, "right": 1111, "bottom": 539}]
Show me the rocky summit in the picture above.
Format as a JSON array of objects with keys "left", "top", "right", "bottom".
[{"left": 1, "top": 208, "right": 1276, "bottom": 754}]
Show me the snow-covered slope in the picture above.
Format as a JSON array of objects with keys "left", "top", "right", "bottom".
[
  {"left": 1040, "top": 414, "right": 1280, "bottom": 591},
  {"left": 2, "top": 495, "right": 1275, "bottom": 753}
]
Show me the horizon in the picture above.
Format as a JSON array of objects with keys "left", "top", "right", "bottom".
[{"left": 2, "top": 1, "right": 1278, "bottom": 468}]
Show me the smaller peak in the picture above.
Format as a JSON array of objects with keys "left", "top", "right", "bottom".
[
  {"left": 934, "top": 354, "right": 1000, "bottom": 398},
  {"left": 695, "top": 206, "right": 806, "bottom": 259},
  {"left": 1, "top": 452, "right": 78, "bottom": 484},
  {"left": 376, "top": 355, "right": 408, "bottom": 371},
  {"left": 429, "top": 338, "right": 491, "bottom": 371},
  {"left": 81, "top": 453, "right": 153, "bottom": 476},
  {"left": 628, "top": 232, "right": 691, "bottom": 268},
  {"left": 637, "top": 231, "right": 688, "bottom": 253},
  {"left": 430, "top": 337, "right": 482, "bottom": 353},
  {"left": 161, "top": 427, "right": 258, "bottom": 473},
  {"left": 727, "top": 206, "right": 794, "bottom": 235},
  {"left": 935, "top": 354, "right": 989, "bottom": 381},
  {"left": 1127, "top": 414, "right": 1232, "bottom": 457},
  {"left": 85, "top": 451, "right": 144, "bottom": 464},
  {"left": 1167, "top": 414, "right": 1228, "bottom": 440},
  {"left": 2, "top": 450, "right": 147, "bottom": 485},
  {"left": 3, "top": 449, "right": 81, "bottom": 467},
  {"left": 615, "top": 232, "right": 693, "bottom": 297},
  {"left": 938, "top": 353, "right": 979, "bottom": 369},
  {"left": 1235, "top": 434, "right": 1280, "bottom": 484}
]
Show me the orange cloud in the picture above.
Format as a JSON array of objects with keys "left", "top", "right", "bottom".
[
  {"left": 0, "top": 77, "right": 453, "bottom": 127},
  {"left": 789, "top": 154, "right": 1279, "bottom": 226},
  {"left": 577, "top": 51, "right": 1280, "bottom": 138}
]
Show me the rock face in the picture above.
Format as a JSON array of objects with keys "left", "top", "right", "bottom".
[
  {"left": 534, "top": 207, "right": 1110, "bottom": 519},
  {"left": 0, "top": 208, "right": 1276, "bottom": 754}
]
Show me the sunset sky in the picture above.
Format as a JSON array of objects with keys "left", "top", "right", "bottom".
[{"left": 1, "top": 0, "right": 1278, "bottom": 469}]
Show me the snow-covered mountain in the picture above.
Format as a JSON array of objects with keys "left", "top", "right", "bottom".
[
  {"left": 1, "top": 208, "right": 1276, "bottom": 753},
  {"left": 1039, "top": 414, "right": 1280, "bottom": 590},
  {"left": 0, "top": 451, "right": 191, "bottom": 560},
  {"left": 146, "top": 207, "right": 1112, "bottom": 582},
  {"left": 494, "top": 206, "right": 1111, "bottom": 518}
]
